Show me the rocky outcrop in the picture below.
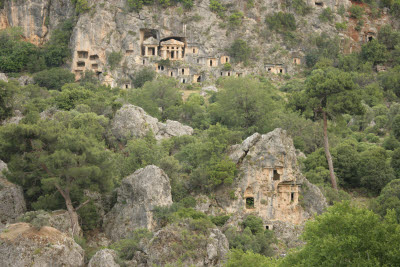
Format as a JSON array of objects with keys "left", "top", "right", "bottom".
[
  {"left": 0, "top": 0, "right": 74, "bottom": 45},
  {"left": 2, "top": 110, "right": 24, "bottom": 125},
  {"left": 88, "top": 249, "right": 119, "bottom": 267},
  {"left": 103, "top": 165, "right": 173, "bottom": 241},
  {"left": 0, "top": 222, "right": 84, "bottom": 267},
  {"left": 0, "top": 73, "right": 8, "bottom": 82},
  {"left": 144, "top": 223, "right": 229, "bottom": 266},
  {"left": 220, "top": 129, "right": 326, "bottom": 246},
  {"left": 0, "top": 160, "right": 26, "bottom": 227},
  {"left": 111, "top": 104, "right": 193, "bottom": 141},
  {"left": 17, "top": 75, "right": 34, "bottom": 86}
]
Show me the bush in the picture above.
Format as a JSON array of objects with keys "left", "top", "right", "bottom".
[
  {"left": 349, "top": 5, "right": 364, "bottom": 19},
  {"left": 265, "top": 12, "right": 296, "bottom": 32},
  {"left": 226, "top": 249, "right": 275, "bottom": 267},
  {"left": 229, "top": 39, "right": 252, "bottom": 65},
  {"left": 33, "top": 68, "right": 75, "bottom": 90},
  {"left": 335, "top": 22, "right": 347, "bottom": 30},
  {"left": 72, "top": 0, "right": 90, "bottom": 13},
  {"left": 107, "top": 51, "right": 123, "bottom": 70},
  {"left": 222, "top": 63, "right": 232, "bottom": 71},
  {"left": 319, "top": 7, "right": 334, "bottom": 22},
  {"left": 242, "top": 215, "right": 264, "bottom": 234},
  {"left": 131, "top": 67, "right": 156, "bottom": 88},
  {"left": 287, "top": 0, "right": 312, "bottom": 16},
  {"left": 109, "top": 229, "right": 153, "bottom": 260},
  {"left": 228, "top": 11, "right": 244, "bottom": 28},
  {"left": 210, "top": 215, "right": 230, "bottom": 226},
  {"left": 209, "top": 0, "right": 226, "bottom": 17},
  {"left": 18, "top": 210, "right": 50, "bottom": 230}
]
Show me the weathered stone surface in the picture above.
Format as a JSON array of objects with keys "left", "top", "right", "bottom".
[
  {"left": 0, "top": 160, "right": 26, "bottom": 227},
  {"left": 220, "top": 129, "right": 326, "bottom": 247},
  {"left": 0, "top": 222, "right": 84, "bottom": 267},
  {"left": 111, "top": 104, "right": 193, "bottom": 141},
  {"left": 0, "top": 73, "right": 8, "bottom": 82},
  {"left": 2, "top": 110, "right": 23, "bottom": 125},
  {"left": 17, "top": 75, "right": 34, "bottom": 86},
  {"left": 88, "top": 249, "right": 119, "bottom": 267},
  {"left": 144, "top": 223, "right": 228, "bottom": 266},
  {"left": 225, "top": 128, "right": 326, "bottom": 224},
  {"left": 0, "top": 0, "right": 73, "bottom": 45},
  {"left": 104, "top": 165, "right": 173, "bottom": 241}
]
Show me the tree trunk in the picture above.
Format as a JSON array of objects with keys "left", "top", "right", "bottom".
[
  {"left": 323, "top": 111, "right": 338, "bottom": 191},
  {"left": 64, "top": 193, "right": 82, "bottom": 237},
  {"left": 55, "top": 185, "right": 82, "bottom": 237}
]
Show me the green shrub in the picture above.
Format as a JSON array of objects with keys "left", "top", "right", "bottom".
[
  {"left": 288, "top": 0, "right": 312, "bottom": 16},
  {"left": 18, "top": 210, "right": 50, "bottom": 230},
  {"left": 109, "top": 229, "right": 153, "bottom": 260},
  {"left": 222, "top": 63, "right": 232, "bottom": 71},
  {"left": 241, "top": 215, "right": 264, "bottom": 234},
  {"left": 131, "top": 67, "right": 156, "bottom": 88},
  {"left": 33, "top": 68, "right": 75, "bottom": 91},
  {"left": 319, "top": 7, "right": 334, "bottom": 22},
  {"left": 229, "top": 39, "right": 252, "bottom": 65},
  {"left": 335, "top": 22, "right": 347, "bottom": 30},
  {"left": 209, "top": 0, "right": 226, "bottom": 17},
  {"left": 71, "top": 0, "right": 91, "bottom": 13},
  {"left": 349, "top": 5, "right": 364, "bottom": 19},
  {"left": 265, "top": 12, "right": 296, "bottom": 32},
  {"left": 228, "top": 11, "right": 244, "bottom": 28},
  {"left": 107, "top": 51, "right": 123, "bottom": 70},
  {"left": 210, "top": 215, "right": 230, "bottom": 226}
]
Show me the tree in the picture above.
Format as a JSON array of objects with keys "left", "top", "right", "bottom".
[
  {"left": 281, "top": 202, "right": 400, "bottom": 266},
  {"left": 0, "top": 113, "right": 114, "bottom": 236},
  {"left": 131, "top": 67, "right": 156, "bottom": 88},
  {"left": 0, "top": 81, "right": 17, "bottom": 121},
  {"left": 33, "top": 68, "right": 75, "bottom": 91},
  {"left": 358, "top": 147, "right": 395, "bottom": 193},
  {"left": 289, "top": 68, "right": 364, "bottom": 190},
  {"left": 229, "top": 39, "right": 252, "bottom": 65},
  {"left": 372, "top": 179, "right": 400, "bottom": 221},
  {"left": 209, "top": 77, "right": 279, "bottom": 135}
]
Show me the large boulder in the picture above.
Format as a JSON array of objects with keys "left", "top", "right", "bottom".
[
  {"left": 0, "top": 223, "right": 84, "bottom": 267},
  {"left": 88, "top": 249, "right": 119, "bottom": 267},
  {"left": 0, "top": 160, "right": 26, "bottom": 227},
  {"left": 103, "top": 165, "right": 173, "bottom": 241},
  {"left": 110, "top": 104, "right": 193, "bottom": 141},
  {"left": 0, "top": 73, "right": 8, "bottom": 82},
  {"left": 144, "top": 223, "right": 229, "bottom": 266},
  {"left": 219, "top": 129, "right": 326, "bottom": 247}
]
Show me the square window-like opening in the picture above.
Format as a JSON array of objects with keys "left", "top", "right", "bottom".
[
  {"left": 77, "top": 61, "right": 85, "bottom": 67},
  {"left": 273, "top": 170, "right": 280, "bottom": 180},
  {"left": 246, "top": 197, "right": 254, "bottom": 209}
]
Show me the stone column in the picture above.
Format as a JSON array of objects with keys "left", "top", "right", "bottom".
[{"left": 145, "top": 46, "right": 148, "bottom": 56}]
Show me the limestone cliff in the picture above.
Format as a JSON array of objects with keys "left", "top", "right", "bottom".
[
  {"left": 103, "top": 165, "right": 173, "bottom": 241},
  {"left": 0, "top": 222, "right": 84, "bottom": 267},
  {"left": 0, "top": 0, "right": 392, "bottom": 86},
  {"left": 225, "top": 129, "right": 327, "bottom": 227}
]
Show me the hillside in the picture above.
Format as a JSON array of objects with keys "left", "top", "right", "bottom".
[{"left": 1, "top": 0, "right": 400, "bottom": 266}]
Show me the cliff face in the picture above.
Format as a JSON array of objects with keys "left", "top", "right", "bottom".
[
  {"left": 0, "top": 0, "right": 393, "bottom": 85},
  {"left": 0, "top": 0, "right": 73, "bottom": 45},
  {"left": 226, "top": 129, "right": 327, "bottom": 228}
]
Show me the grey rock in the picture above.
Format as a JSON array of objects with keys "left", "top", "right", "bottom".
[
  {"left": 0, "top": 223, "right": 84, "bottom": 267},
  {"left": 0, "top": 160, "right": 26, "bottom": 227},
  {"left": 88, "top": 249, "right": 120, "bottom": 267},
  {"left": 104, "top": 165, "right": 173, "bottom": 241},
  {"left": 111, "top": 104, "right": 193, "bottom": 141},
  {"left": 17, "top": 75, "right": 34, "bottom": 86},
  {"left": 0, "top": 73, "right": 8, "bottom": 82},
  {"left": 221, "top": 128, "right": 326, "bottom": 247},
  {"left": 2, "top": 110, "right": 23, "bottom": 125},
  {"left": 145, "top": 223, "right": 228, "bottom": 266}
]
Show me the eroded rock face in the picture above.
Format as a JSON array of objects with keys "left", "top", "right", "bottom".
[
  {"left": 88, "top": 249, "right": 119, "bottom": 267},
  {"left": 224, "top": 128, "right": 326, "bottom": 231},
  {"left": 111, "top": 104, "right": 193, "bottom": 141},
  {"left": 0, "top": 223, "right": 84, "bottom": 267},
  {"left": 0, "top": 73, "right": 8, "bottom": 82},
  {"left": 0, "top": 0, "right": 74, "bottom": 45},
  {"left": 0, "top": 160, "right": 26, "bottom": 227},
  {"left": 103, "top": 165, "right": 173, "bottom": 241},
  {"left": 144, "top": 223, "right": 229, "bottom": 267}
]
